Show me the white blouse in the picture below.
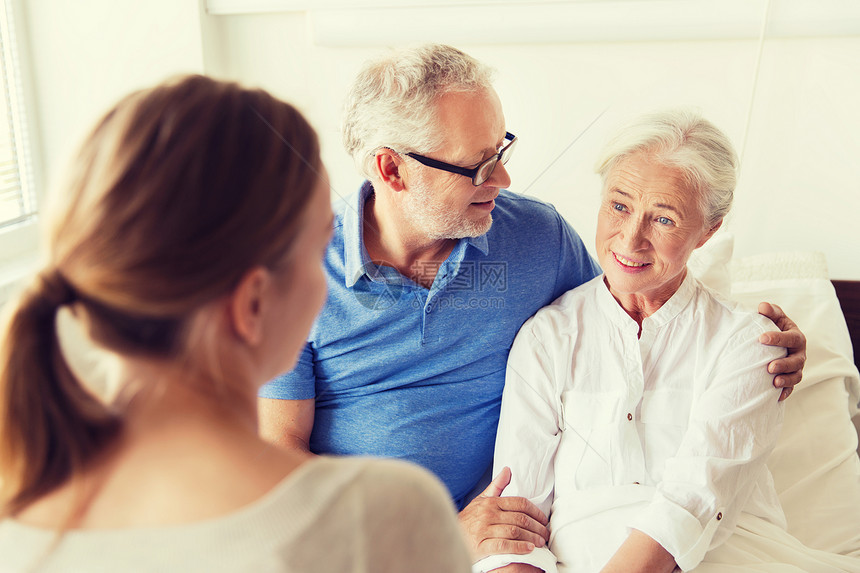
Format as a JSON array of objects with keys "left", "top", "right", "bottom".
[{"left": 478, "top": 273, "right": 786, "bottom": 573}]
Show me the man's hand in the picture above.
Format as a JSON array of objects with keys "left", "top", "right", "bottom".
[
  {"left": 758, "top": 302, "right": 807, "bottom": 401},
  {"left": 459, "top": 467, "right": 550, "bottom": 560}
]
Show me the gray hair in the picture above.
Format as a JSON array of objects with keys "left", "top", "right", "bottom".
[
  {"left": 342, "top": 44, "right": 495, "bottom": 180},
  {"left": 594, "top": 109, "right": 738, "bottom": 225}
]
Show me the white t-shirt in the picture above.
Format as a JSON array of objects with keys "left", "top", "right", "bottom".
[
  {"left": 478, "top": 273, "right": 787, "bottom": 573},
  {"left": 0, "top": 456, "right": 471, "bottom": 572}
]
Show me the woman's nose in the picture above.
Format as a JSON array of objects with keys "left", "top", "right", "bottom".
[{"left": 622, "top": 218, "right": 649, "bottom": 251}]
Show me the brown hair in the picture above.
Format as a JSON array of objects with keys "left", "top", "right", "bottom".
[{"left": 0, "top": 75, "right": 321, "bottom": 514}]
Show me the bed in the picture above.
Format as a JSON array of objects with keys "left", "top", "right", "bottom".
[
  {"left": 833, "top": 280, "right": 860, "bottom": 376},
  {"left": 689, "top": 234, "right": 860, "bottom": 558}
]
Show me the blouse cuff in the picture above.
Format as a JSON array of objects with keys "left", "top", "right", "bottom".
[
  {"left": 628, "top": 497, "right": 724, "bottom": 571},
  {"left": 472, "top": 546, "right": 558, "bottom": 573}
]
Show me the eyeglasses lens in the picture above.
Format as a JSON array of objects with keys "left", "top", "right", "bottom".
[
  {"left": 501, "top": 138, "right": 516, "bottom": 164},
  {"left": 475, "top": 159, "right": 497, "bottom": 186},
  {"left": 473, "top": 136, "right": 516, "bottom": 186}
]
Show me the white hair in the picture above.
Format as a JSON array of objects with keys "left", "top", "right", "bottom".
[
  {"left": 595, "top": 109, "right": 738, "bottom": 225},
  {"left": 342, "top": 44, "right": 495, "bottom": 181}
]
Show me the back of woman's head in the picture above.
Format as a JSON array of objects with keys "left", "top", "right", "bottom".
[{"left": 0, "top": 74, "right": 321, "bottom": 514}]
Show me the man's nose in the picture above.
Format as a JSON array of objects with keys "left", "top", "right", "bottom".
[{"left": 485, "top": 160, "right": 511, "bottom": 189}]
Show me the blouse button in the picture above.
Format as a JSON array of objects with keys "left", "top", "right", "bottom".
[
  {"left": 716, "top": 512, "right": 723, "bottom": 521},
  {"left": 627, "top": 412, "right": 633, "bottom": 421}
]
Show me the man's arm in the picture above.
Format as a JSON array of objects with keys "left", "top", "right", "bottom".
[
  {"left": 258, "top": 340, "right": 318, "bottom": 452},
  {"left": 258, "top": 397, "right": 315, "bottom": 455},
  {"left": 758, "top": 302, "right": 807, "bottom": 401}
]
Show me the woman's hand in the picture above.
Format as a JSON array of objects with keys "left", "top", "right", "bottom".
[{"left": 757, "top": 302, "right": 807, "bottom": 401}]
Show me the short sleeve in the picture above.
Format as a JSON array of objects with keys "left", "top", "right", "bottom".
[{"left": 258, "top": 342, "right": 316, "bottom": 400}]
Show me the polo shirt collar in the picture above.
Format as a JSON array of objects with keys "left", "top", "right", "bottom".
[
  {"left": 343, "top": 181, "right": 374, "bottom": 288},
  {"left": 464, "top": 229, "right": 489, "bottom": 255},
  {"left": 342, "top": 180, "right": 490, "bottom": 287}
]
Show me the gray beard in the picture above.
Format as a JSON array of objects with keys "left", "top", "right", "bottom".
[{"left": 401, "top": 180, "right": 493, "bottom": 240}]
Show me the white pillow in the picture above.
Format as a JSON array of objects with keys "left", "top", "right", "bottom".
[
  {"left": 730, "top": 251, "right": 859, "bottom": 402},
  {"left": 687, "top": 230, "right": 733, "bottom": 298},
  {"left": 692, "top": 239, "right": 860, "bottom": 555},
  {"left": 730, "top": 251, "right": 860, "bottom": 556}
]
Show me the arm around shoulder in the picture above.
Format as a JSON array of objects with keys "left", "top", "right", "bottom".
[{"left": 756, "top": 302, "right": 807, "bottom": 399}]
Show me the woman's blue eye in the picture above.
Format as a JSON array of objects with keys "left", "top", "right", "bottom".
[
  {"left": 657, "top": 216, "right": 673, "bottom": 226},
  {"left": 612, "top": 202, "right": 626, "bottom": 212}
]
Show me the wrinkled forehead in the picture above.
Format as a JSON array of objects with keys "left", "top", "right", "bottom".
[{"left": 604, "top": 152, "right": 691, "bottom": 199}]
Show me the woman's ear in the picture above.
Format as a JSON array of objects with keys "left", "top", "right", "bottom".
[
  {"left": 373, "top": 149, "right": 406, "bottom": 192},
  {"left": 697, "top": 218, "right": 724, "bottom": 248},
  {"left": 228, "top": 266, "right": 271, "bottom": 346}
]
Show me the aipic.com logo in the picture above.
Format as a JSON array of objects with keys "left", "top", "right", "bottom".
[{"left": 350, "top": 261, "right": 409, "bottom": 311}]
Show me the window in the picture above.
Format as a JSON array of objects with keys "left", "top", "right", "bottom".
[{"left": 0, "top": 0, "right": 35, "bottom": 230}]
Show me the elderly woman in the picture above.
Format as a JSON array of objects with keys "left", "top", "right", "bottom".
[
  {"left": 0, "top": 76, "right": 470, "bottom": 572},
  {"left": 476, "top": 110, "right": 860, "bottom": 573}
]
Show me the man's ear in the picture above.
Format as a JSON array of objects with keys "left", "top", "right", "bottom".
[
  {"left": 374, "top": 149, "right": 406, "bottom": 192},
  {"left": 697, "top": 218, "right": 723, "bottom": 248},
  {"left": 229, "top": 266, "right": 271, "bottom": 346}
]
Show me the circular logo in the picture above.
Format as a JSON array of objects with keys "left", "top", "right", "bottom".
[{"left": 350, "top": 261, "right": 409, "bottom": 311}]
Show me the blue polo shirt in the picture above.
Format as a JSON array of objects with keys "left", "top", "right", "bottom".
[{"left": 260, "top": 181, "right": 600, "bottom": 509}]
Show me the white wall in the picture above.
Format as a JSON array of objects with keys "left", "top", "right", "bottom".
[
  {"left": 23, "top": 0, "right": 206, "bottom": 201},
  {"left": 11, "top": 2, "right": 860, "bottom": 279},
  {"left": 202, "top": 9, "right": 860, "bottom": 280},
  {"left": 3, "top": 1, "right": 854, "bottom": 404},
  {"left": 0, "top": 0, "right": 208, "bottom": 294},
  {"left": 18, "top": 0, "right": 208, "bottom": 380}
]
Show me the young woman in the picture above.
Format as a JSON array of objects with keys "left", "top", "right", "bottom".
[{"left": 0, "top": 75, "right": 470, "bottom": 572}]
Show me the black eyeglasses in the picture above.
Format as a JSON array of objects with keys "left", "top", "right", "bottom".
[{"left": 404, "top": 132, "right": 517, "bottom": 186}]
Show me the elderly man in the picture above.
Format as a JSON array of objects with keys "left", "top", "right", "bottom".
[{"left": 259, "top": 44, "right": 805, "bottom": 560}]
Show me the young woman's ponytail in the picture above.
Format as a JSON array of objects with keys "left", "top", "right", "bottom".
[
  {"left": 0, "top": 74, "right": 321, "bottom": 516},
  {"left": 0, "top": 270, "right": 120, "bottom": 515}
]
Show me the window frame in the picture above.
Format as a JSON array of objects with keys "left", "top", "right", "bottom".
[{"left": 0, "top": 0, "right": 42, "bottom": 272}]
